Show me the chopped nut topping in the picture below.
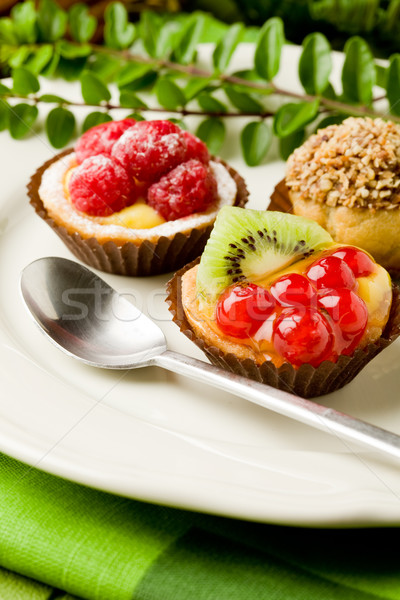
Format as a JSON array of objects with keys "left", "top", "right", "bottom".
[{"left": 286, "top": 117, "right": 400, "bottom": 209}]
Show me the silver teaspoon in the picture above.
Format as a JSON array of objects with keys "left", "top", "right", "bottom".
[{"left": 20, "top": 256, "right": 400, "bottom": 461}]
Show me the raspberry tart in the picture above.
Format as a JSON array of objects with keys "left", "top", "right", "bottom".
[
  {"left": 275, "top": 117, "right": 400, "bottom": 275},
  {"left": 28, "top": 119, "right": 247, "bottom": 276},
  {"left": 167, "top": 207, "right": 400, "bottom": 398}
]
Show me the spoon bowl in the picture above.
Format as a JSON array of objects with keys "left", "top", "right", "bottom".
[
  {"left": 20, "top": 256, "right": 400, "bottom": 461},
  {"left": 20, "top": 257, "right": 166, "bottom": 368}
]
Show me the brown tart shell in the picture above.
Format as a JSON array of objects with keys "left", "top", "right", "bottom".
[
  {"left": 27, "top": 148, "right": 248, "bottom": 277},
  {"left": 166, "top": 257, "right": 400, "bottom": 399}
]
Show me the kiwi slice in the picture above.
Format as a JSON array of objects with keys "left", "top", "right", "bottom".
[{"left": 196, "top": 207, "right": 333, "bottom": 302}]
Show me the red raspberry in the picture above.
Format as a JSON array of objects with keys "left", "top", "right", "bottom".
[
  {"left": 147, "top": 159, "right": 218, "bottom": 220},
  {"left": 68, "top": 155, "right": 136, "bottom": 216},
  {"left": 111, "top": 120, "right": 187, "bottom": 184},
  {"left": 75, "top": 119, "right": 136, "bottom": 164},
  {"left": 183, "top": 131, "right": 210, "bottom": 163}
]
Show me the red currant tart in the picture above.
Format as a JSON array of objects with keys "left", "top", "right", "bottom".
[{"left": 167, "top": 207, "right": 399, "bottom": 397}]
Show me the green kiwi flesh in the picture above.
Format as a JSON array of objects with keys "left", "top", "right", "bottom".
[{"left": 196, "top": 207, "right": 334, "bottom": 302}]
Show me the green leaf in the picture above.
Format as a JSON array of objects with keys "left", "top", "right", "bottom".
[
  {"left": 8, "top": 103, "right": 38, "bottom": 139},
  {"left": 273, "top": 99, "right": 320, "bottom": 137},
  {"left": 117, "top": 63, "right": 154, "bottom": 88},
  {"left": 184, "top": 77, "right": 213, "bottom": 101},
  {"left": 299, "top": 32, "right": 332, "bottom": 95},
  {"left": 225, "top": 87, "right": 263, "bottom": 113},
  {"left": 80, "top": 71, "right": 111, "bottom": 104},
  {"left": 241, "top": 121, "right": 271, "bottom": 166},
  {"left": 321, "top": 82, "right": 337, "bottom": 100},
  {"left": 0, "top": 82, "right": 10, "bottom": 94},
  {"left": 8, "top": 47, "right": 31, "bottom": 69},
  {"left": 58, "top": 40, "right": 92, "bottom": 59},
  {"left": 213, "top": 22, "right": 244, "bottom": 73},
  {"left": 82, "top": 111, "right": 112, "bottom": 133},
  {"left": 387, "top": 54, "right": 400, "bottom": 116},
  {"left": 119, "top": 91, "right": 147, "bottom": 109},
  {"left": 11, "top": 0, "right": 37, "bottom": 44},
  {"left": 40, "top": 47, "right": 60, "bottom": 77},
  {"left": 155, "top": 20, "right": 181, "bottom": 59},
  {"left": 104, "top": 2, "right": 135, "bottom": 50},
  {"left": 12, "top": 67, "right": 40, "bottom": 95},
  {"left": 173, "top": 14, "right": 205, "bottom": 65},
  {"left": 279, "top": 129, "right": 305, "bottom": 160},
  {"left": 0, "top": 18, "right": 18, "bottom": 44},
  {"left": 46, "top": 106, "right": 75, "bottom": 148},
  {"left": 254, "top": 17, "right": 284, "bottom": 81},
  {"left": 314, "top": 115, "right": 345, "bottom": 131},
  {"left": 167, "top": 117, "right": 187, "bottom": 129},
  {"left": 24, "top": 44, "right": 53, "bottom": 74},
  {"left": 197, "top": 93, "right": 227, "bottom": 113},
  {"left": 56, "top": 55, "right": 86, "bottom": 81},
  {"left": 125, "top": 112, "right": 145, "bottom": 121},
  {"left": 0, "top": 100, "right": 9, "bottom": 131},
  {"left": 375, "top": 64, "right": 387, "bottom": 89},
  {"left": 139, "top": 11, "right": 160, "bottom": 58},
  {"left": 342, "top": 36, "right": 375, "bottom": 105},
  {"left": 88, "top": 53, "right": 122, "bottom": 82},
  {"left": 196, "top": 117, "right": 225, "bottom": 154},
  {"left": 38, "top": 93, "right": 69, "bottom": 103},
  {"left": 155, "top": 78, "right": 185, "bottom": 110},
  {"left": 37, "top": 0, "right": 67, "bottom": 42},
  {"left": 69, "top": 3, "right": 97, "bottom": 43}
]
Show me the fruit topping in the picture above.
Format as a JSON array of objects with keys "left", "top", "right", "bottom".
[
  {"left": 75, "top": 119, "right": 136, "bottom": 164},
  {"left": 272, "top": 308, "right": 334, "bottom": 367},
  {"left": 216, "top": 283, "right": 276, "bottom": 338},
  {"left": 318, "top": 289, "right": 368, "bottom": 355},
  {"left": 306, "top": 255, "right": 356, "bottom": 290},
  {"left": 183, "top": 131, "right": 210, "bottom": 163},
  {"left": 147, "top": 159, "right": 218, "bottom": 221},
  {"left": 196, "top": 208, "right": 334, "bottom": 303},
  {"left": 270, "top": 273, "right": 316, "bottom": 308},
  {"left": 68, "top": 155, "right": 136, "bottom": 216},
  {"left": 112, "top": 120, "right": 187, "bottom": 184},
  {"left": 329, "top": 246, "right": 375, "bottom": 278}
]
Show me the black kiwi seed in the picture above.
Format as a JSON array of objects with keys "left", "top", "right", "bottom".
[{"left": 229, "top": 243, "right": 237, "bottom": 248}]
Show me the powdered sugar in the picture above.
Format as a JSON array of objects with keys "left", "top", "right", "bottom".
[{"left": 39, "top": 152, "right": 237, "bottom": 244}]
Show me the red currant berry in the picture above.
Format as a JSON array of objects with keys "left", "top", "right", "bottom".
[
  {"left": 330, "top": 246, "right": 375, "bottom": 278},
  {"left": 270, "top": 273, "right": 317, "bottom": 309},
  {"left": 75, "top": 119, "right": 136, "bottom": 164},
  {"left": 183, "top": 131, "right": 210, "bottom": 163},
  {"left": 306, "top": 255, "right": 356, "bottom": 290},
  {"left": 111, "top": 120, "right": 187, "bottom": 184},
  {"left": 147, "top": 159, "right": 218, "bottom": 220},
  {"left": 318, "top": 289, "right": 368, "bottom": 355},
  {"left": 68, "top": 155, "right": 136, "bottom": 216},
  {"left": 273, "top": 308, "right": 335, "bottom": 367},
  {"left": 216, "top": 283, "right": 276, "bottom": 339}
]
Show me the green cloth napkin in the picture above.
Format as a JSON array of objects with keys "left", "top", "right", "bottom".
[{"left": 0, "top": 452, "right": 399, "bottom": 600}]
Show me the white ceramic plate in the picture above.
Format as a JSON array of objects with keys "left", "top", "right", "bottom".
[{"left": 1, "top": 45, "right": 400, "bottom": 527}]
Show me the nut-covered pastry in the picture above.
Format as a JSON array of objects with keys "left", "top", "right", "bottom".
[{"left": 285, "top": 117, "right": 400, "bottom": 274}]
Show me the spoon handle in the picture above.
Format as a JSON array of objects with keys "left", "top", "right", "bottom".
[{"left": 154, "top": 350, "right": 400, "bottom": 460}]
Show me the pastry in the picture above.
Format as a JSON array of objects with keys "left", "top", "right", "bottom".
[
  {"left": 284, "top": 117, "right": 400, "bottom": 275},
  {"left": 28, "top": 119, "right": 248, "bottom": 276},
  {"left": 167, "top": 207, "right": 400, "bottom": 398}
]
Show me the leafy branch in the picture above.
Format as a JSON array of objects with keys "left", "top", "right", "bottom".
[{"left": 0, "top": 0, "right": 399, "bottom": 165}]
